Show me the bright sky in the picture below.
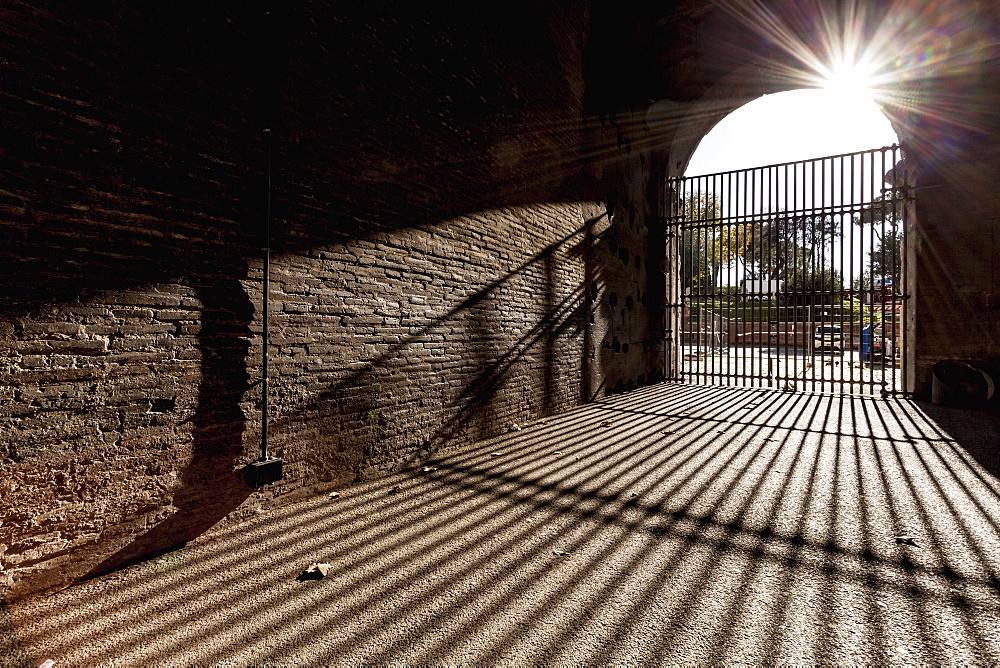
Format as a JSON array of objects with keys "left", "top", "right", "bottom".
[
  {"left": 685, "top": 89, "right": 898, "bottom": 177},
  {"left": 684, "top": 88, "right": 899, "bottom": 284}
]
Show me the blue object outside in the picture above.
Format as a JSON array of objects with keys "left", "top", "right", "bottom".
[{"left": 860, "top": 325, "right": 873, "bottom": 362}]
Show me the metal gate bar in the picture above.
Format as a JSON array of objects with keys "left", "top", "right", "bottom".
[{"left": 663, "top": 145, "right": 910, "bottom": 396}]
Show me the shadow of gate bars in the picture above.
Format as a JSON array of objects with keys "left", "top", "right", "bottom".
[{"left": 662, "top": 145, "right": 912, "bottom": 396}]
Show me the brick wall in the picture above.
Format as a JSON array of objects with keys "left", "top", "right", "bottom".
[
  {"left": 0, "top": 1, "right": 665, "bottom": 600},
  {"left": 263, "top": 203, "right": 611, "bottom": 485}
]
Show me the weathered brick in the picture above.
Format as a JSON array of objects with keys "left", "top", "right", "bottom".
[
  {"left": 20, "top": 322, "right": 84, "bottom": 336},
  {"left": 0, "top": 3, "right": 656, "bottom": 604}
]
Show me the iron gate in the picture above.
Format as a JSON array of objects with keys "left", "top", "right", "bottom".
[{"left": 663, "top": 145, "right": 911, "bottom": 396}]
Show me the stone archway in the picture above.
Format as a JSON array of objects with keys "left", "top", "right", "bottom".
[{"left": 584, "top": 0, "right": 1000, "bottom": 397}]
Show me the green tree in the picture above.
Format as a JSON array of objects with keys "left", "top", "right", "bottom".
[
  {"left": 852, "top": 228, "right": 903, "bottom": 291},
  {"left": 785, "top": 265, "right": 845, "bottom": 306},
  {"left": 679, "top": 193, "right": 740, "bottom": 295},
  {"left": 739, "top": 213, "right": 840, "bottom": 282},
  {"left": 853, "top": 160, "right": 907, "bottom": 291}
]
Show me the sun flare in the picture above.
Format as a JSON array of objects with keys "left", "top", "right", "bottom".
[{"left": 819, "top": 61, "right": 879, "bottom": 98}]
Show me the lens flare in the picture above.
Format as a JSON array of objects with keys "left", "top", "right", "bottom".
[
  {"left": 708, "top": 0, "right": 998, "bottom": 144},
  {"left": 818, "top": 60, "right": 878, "bottom": 98}
]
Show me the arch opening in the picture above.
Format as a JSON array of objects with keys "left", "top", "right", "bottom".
[{"left": 662, "top": 89, "right": 910, "bottom": 395}]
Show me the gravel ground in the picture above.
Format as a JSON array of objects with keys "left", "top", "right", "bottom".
[
  {"left": 681, "top": 345, "right": 895, "bottom": 395},
  {"left": 5, "top": 383, "right": 1000, "bottom": 666}
]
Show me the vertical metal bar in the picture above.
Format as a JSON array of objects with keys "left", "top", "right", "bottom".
[
  {"left": 693, "top": 178, "right": 699, "bottom": 385},
  {"left": 713, "top": 172, "right": 721, "bottom": 385},
  {"left": 691, "top": 179, "right": 708, "bottom": 383},
  {"left": 891, "top": 146, "right": 900, "bottom": 394},
  {"left": 808, "top": 157, "right": 814, "bottom": 391},
  {"left": 816, "top": 157, "right": 823, "bottom": 394},
  {"left": 892, "top": 148, "right": 898, "bottom": 392},
  {"left": 816, "top": 158, "right": 821, "bottom": 392},
  {"left": 728, "top": 168, "right": 735, "bottom": 387},
  {"left": 718, "top": 177, "right": 724, "bottom": 388},
  {"left": 686, "top": 179, "right": 693, "bottom": 385},
  {"left": 900, "top": 144, "right": 909, "bottom": 394},
  {"left": 853, "top": 153, "right": 859, "bottom": 393},
  {"left": 665, "top": 177, "right": 671, "bottom": 380},
  {"left": 758, "top": 165, "right": 763, "bottom": 389},
  {"left": 662, "top": 176, "right": 668, "bottom": 379},
  {"left": 261, "top": 127, "right": 272, "bottom": 461},
  {"left": 880, "top": 147, "right": 888, "bottom": 396},
  {"left": 702, "top": 177, "right": 709, "bottom": 384},
  {"left": 699, "top": 175, "right": 706, "bottom": 386},
  {"left": 897, "top": 144, "right": 905, "bottom": 394},
  {"left": 760, "top": 167, "right": 787, "bottom": 392},
  {"left": 802, "top": 160, "right": 823, "bottom": 392},
  {"left": 800, "top": 159, "right": 807, "bottom": 392},
  {"left": 776, "top": 164, "right": 783, "bottom": 390},
  {"left": 676, "top": 177, "right": 683, "bottom": 383},
  {"left": 743, "top": 167, "right": 749, "bottom": 388},
  {"left": 751, "top": 166, "right": 756, "bottom": 390},
  {"left": 768, "top": 159, "right": 795, "bottom": 382},
  {"left": 842, "top": 155, "right": 848, "bottom": 392},
  {"left": 743, "top": 164, "right": 756, "bottom": 386},
  {"left": 671, "top": 175, "right": 684, "bottom": 383},
  {"left": 818, "top": 157, "right": 825, "bottom": 392},
  {"left": 744, "top": 166, "right": 750, "bottom": 388},
  {"left": 708, "top": 173, "right": 715, "bottom": 385},
  {"left": 820, "top": 158, "right": 843, "bottom": 392},
  {"left": 679, "top": 176, "right": 685, "bottom": 382},
  {"left": 847, "top": 155, "right": 864, "bottom": 393},
  {"left": 881, "top": 146, "right": 890, "bottom": 394},
  {"left": 747, "top": 166, "right": 753, "bottom": 389},
  {"left": 869, "top": 147, "right": 877, "bottom": 396}
]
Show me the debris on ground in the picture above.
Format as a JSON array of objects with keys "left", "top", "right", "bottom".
[
  {"left": 509, "top": 423, "right": 522, "bottom": 431},
  {"left": 328, "top": 492, "right": 342, "bottom": 500},
  {"left": 490, "top": 452, "right": 502, "bottom": 457},
  {"left": 388, "top": 485, "right": 402, "bottom": 494},
  {"left": 896, "top": 535, "right": 920, "bottom": 547},
  {"left": 420, "top": 466, "right": 438, "bottom": 473},
  {"left": 298, "top": 562, "right": 332, "bottom": 580},
  {"left": 553, "top": 451, "right": 563, "bottom": 455},
  {"left": 661, "top": 430, "right": 674, "bottom": 435},
  {"left": 600, "top": 420, "right": 613, "bottom": 427},
  {"left": 552, "top": 550, "right": 571, "bottom": 557}
]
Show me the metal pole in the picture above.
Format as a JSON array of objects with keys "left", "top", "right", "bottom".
[{"left": 261, "top": 127, "right": 272, "bottom": 461}]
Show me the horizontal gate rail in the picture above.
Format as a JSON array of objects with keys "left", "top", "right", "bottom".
[{"left": 663, "top": 145, "right": 911, "bottom": 397}]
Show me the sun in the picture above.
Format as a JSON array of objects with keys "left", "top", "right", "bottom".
[{"left": 818, "top": 60, "right": 879, "bottom": 98}]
